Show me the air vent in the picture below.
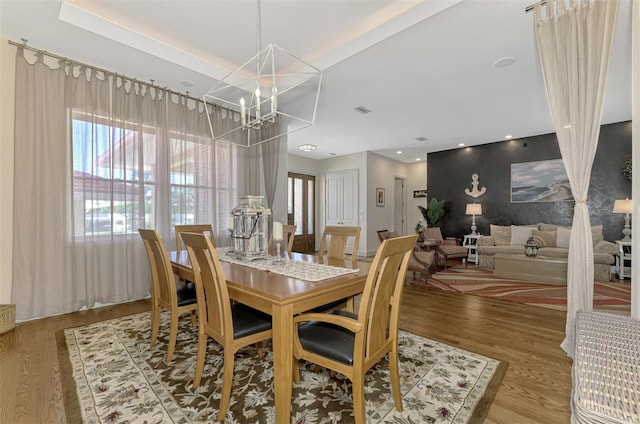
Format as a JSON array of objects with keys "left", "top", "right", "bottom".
[
  {"left": 353, "top": 106, "right": 371, "bottom": 115},
  {"left": 416, "top": 136, "right": 428, "bottom": 142}
]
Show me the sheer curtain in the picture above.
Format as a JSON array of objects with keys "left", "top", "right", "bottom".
[
  {"left": 12, "top": 48, "right": 248, "bottom": 320},
  {"left": 533, "top": 0, "right": 619, "bottom": 357}
]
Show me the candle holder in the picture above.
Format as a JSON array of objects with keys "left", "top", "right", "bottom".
[{"left": 273, "top": 240, "right": 284, "bottom": 264}]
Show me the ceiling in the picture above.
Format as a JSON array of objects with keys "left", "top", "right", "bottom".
[{"left": 0, "top": 0, "right": 632, "bottom": 163}]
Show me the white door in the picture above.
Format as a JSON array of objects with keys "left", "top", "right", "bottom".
[
  {"left": 394, "top": 178, "right": 406, "bottom": 235},
  {"left": 325, "top": 170, "right": 359, "bottom": 226}
]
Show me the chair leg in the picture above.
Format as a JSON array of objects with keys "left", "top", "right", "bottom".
[
  {"left": 352, "top": 372, "right": 366, "bottom": 424},
  {"left": 218, "top": 349, "right": 235, "bottom": 421},
  {"left": 255, "top": 341, "right": 264, "bottom": 358},
  {"left": 150, "top": 306, "right": 160, "bottom": 347},
  {"left": 345, "top": 297, "right": 355, "bottom": 313},
  {"left": 190, "top": 310, "right": 196, "bottom": 328},
  {"left": 389, "top": 348, "right": 403, "bottom": 412},
  {"left": 193, "top": 331, "right": 207, "bottom": 388},
  {"left": 166, "top": 312, "right": 179, "bottom": 363},
  {"left": 293, "top": 360, "right": 300, "bottom": 384}
]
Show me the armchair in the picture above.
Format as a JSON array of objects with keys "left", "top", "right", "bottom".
[
  {"left": 377, "top": 230, "right": 436, "bottom": 280},
  {"left": 421, "top": 227, "right": 467, "bottom": 269}
]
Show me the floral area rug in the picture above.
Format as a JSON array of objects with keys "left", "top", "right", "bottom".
[
  {"left": 413, "top": 266, "right": 631, "bottom": 314},
  {"left": 57, "top": 311, "right": 506, "bottom": 424}
]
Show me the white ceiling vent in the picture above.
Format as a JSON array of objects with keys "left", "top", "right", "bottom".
[{"left": 353, "top": 106, "right": 372, "bottom": 115}]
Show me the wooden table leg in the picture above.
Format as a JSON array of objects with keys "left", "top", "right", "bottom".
[{"left": 272, "top": 303, "right": 294, "bottom": 423}]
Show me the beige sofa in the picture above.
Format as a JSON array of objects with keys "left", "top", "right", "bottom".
[{"left": 477, "top": 223, "right": 617, "bottom": 282}]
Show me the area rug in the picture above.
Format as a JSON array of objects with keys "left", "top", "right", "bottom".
[
  {"left": 57, "top": 311, "right": 507, "bottom": 424},
  {"left": 412, "top": 266, "right": 631, "bottom": 313}
]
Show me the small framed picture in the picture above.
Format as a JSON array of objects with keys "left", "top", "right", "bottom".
[{"left": 376, "top": 188, "right": 385, "bottom": 207}]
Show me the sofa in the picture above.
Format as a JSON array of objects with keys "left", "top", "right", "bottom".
[{"left": 477, "top": 223, "right": 617, "bottom": 282}]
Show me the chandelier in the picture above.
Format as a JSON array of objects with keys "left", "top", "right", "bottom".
[{"left": 203, "top": 0, "right": 322, "bottom": 147}]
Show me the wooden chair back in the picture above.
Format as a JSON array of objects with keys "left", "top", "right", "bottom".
[
  {"left": 357, "top": 235, "right": 416, "bottom": 360},
  {"left": 139, "top": 228, "right": 177, "bottom": 308},
  {"left": 180, "top": 232, "right": 231, "bottom": 344},
  {"left": 270, "top": 223, "right": 297, "bottom": 253},
  {"left": 175, "top": 224, "right": 215, "bottom": 252},
  {"left": 319, "top": 226, "right": 361, "bottom": 259}
]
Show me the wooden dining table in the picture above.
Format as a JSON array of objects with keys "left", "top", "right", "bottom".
[{"left": 170, "top": 249, "right": 370, "bottom": 423}]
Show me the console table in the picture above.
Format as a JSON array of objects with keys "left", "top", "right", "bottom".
[
  {"left": 463, "top": 234, "right": 481, "bottom": 265},
  {"left": 615, "top": 240, "right": 631, "bottom": 280},
  {"left": 494, "top": 253, "right": 567, "bottom": 285}
]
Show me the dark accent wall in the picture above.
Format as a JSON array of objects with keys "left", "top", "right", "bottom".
[{"left": 427, "top": 121, "right": 632, "bottom": 242}]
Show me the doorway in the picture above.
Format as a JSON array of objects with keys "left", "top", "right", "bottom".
[
  {"left": 394, "top": 177, "right": 406, "bottom": 235},
  {"left": 288, "top": 172, "right": 315, "bottom": 253}
]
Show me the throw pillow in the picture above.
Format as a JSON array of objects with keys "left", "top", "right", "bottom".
[
  {"left": 556, "top": 227, "right": 572, "bottom": 248},
  {"left": 490, "top": 224, "right": 511, "bottom": 246},
  {"left": 531, "top": 230, "right": 556, "bottom": 247},
  {"left": 538, "top": 223, "right": 558, "bottom": 232},
  {"left": 591, "top": 225, "right": 604, "bottom": 245},
  {"left": 510, "top": 225, "right": 533, "bottom": 245}
]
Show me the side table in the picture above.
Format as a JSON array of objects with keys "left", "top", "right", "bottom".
[
  {"left": 615, "top": 240, "right": 631, "bottom": 280},
  {"left": 463, "top": 234, "right": 481, "bottom": 265}
]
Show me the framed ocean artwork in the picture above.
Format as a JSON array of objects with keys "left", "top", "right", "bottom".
[{"left": 510, "top": 159, "right": 574, "bottom": 203}]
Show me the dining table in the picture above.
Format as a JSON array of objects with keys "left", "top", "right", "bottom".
[{"left": 170, "top": 248, "right": 370, "bottom": 423}]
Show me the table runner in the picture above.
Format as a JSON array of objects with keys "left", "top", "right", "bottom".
[{"left": 216, "top": 248, "right": 359, "bottom": 282}]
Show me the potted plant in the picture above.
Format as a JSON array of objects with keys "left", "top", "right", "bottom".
[{"left": 418, "top": 197, "right": 446, "bottom": 228}]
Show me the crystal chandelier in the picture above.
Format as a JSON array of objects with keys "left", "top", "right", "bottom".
[{"left": 203, "top": 0, "right": 322, "bottom": 147}]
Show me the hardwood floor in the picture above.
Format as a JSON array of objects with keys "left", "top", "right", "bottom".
[{"left": 0, "top": 282, "right": 572, "bottom": 423}]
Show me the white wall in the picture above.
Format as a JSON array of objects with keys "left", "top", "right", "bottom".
[
  {"left": 0, "top": 39, "right": 16, "bottom": 304},
  {"left": 365, "top": 152, "right": 410, "bottom": 255}
]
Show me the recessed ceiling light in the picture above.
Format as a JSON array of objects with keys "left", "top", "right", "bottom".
[
  {"left": 396, "top": 150, "right": 402, "bottom": 154},
  {"left": 179, "top": 79, "right": 195, "bottom": 88},
  {"left": 298, "top": 144, "right": 317, "bottom": 152},
  {"left": 493, "top": 57, "right": 516, "bottom": 68},
  {"left": 416, "top": 158, "right": 421, "bottom": 161},
  {"left": 353, "top": 106, "right": 371, "bottom": 115},
  {"left": 416, "top": 136, "right": 428, "bottom": 142},
  {"left": 505, "top": 134, "right": 513, "bottom": 139},
  {"left": 458, "top": 143, "right": 465, "bottom": 147}
]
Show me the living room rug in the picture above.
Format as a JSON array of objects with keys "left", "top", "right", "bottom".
[
  {"left": 412, "top": 266, "right": 631, "bottom": 313},
  {"left": 57, "top": 311, "right": 507, "bottom": 424}
]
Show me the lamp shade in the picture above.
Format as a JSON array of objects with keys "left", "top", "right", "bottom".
[
  {"left": 466, "top": 203, "right": 482, "bottom": 216},
  {"left": 613, "top": 198, "right": 632, "bottom": 214}
]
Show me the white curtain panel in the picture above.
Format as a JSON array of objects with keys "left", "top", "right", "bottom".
[
  {"left": 533, "top": 0, "right": 619, "bottom": 357},
  {"left": 12, "top": 49, "right": 247, "bottom": 320}
]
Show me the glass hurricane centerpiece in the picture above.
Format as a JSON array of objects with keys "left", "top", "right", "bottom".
[{"left": 230, "top": 196, "right": 271, "bottom": 260}]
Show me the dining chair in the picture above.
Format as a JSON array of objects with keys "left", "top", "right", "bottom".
[
  {"left": 138, "top": 229, "right": 197, "bottom": 363},
  {"left": 175, "top": 224, "right": 215, "bottom": 252},
  {"left": 269, "top": 223, "right": 296, "bottom": 253},
  {"left": 180, "top": 232, "right": 273, "bottom": 422},
  {"left": 315, "top": 225, "right": 361, "bottom": 312},
  {"left": 319, "top": 225, "right": 361, "bottom": 260},
  {"left": 292, "top": 234, "right": 417, "bottom": 423}
]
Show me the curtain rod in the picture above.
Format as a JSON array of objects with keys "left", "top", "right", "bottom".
[
  {"left": 7, "top": 39, "right": 233, "bottom": 113},
  {"left": 525, "top": 0, "right": 547, "bottom": 13}
]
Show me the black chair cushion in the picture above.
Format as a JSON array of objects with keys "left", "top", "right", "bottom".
[
  {"left": 176, "top": 282, "right": 197, "bottom": 306},
  {"left": 231, "top": 303, "right": 273, "bottom": 339},
  {"left": 310, "top": 297, "right": 349, "bottom": 313},
  {"left": 297, "top": 310, "right": 358, "bottom": 365}
]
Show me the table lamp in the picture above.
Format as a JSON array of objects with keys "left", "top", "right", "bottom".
[
  {"left": 613, "top": 198, "right": 632, "bottom": 241},
  {"left": 465, "top": 203, "right": 482, "bottom": 236}
]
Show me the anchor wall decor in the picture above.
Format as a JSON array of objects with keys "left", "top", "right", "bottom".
[{"left": 465, "top": 173, "right": 487, "bottom": 198}]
